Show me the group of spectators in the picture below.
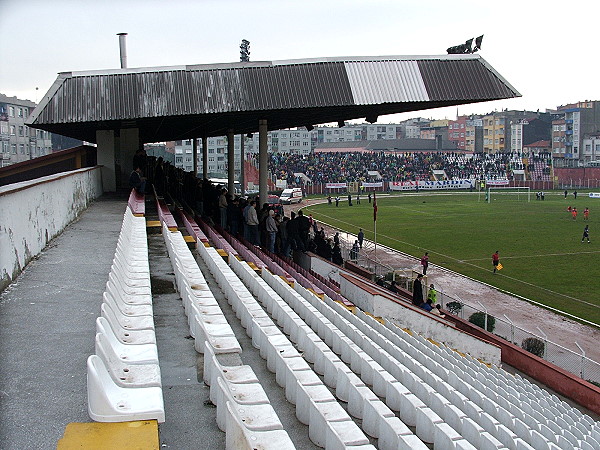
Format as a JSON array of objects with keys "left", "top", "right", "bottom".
[
  {"left": 133, "top": 151, "right": 346, "bottom": 265},
  {"left": 268, "top": 151, "right": 553, "bottom": 185}
]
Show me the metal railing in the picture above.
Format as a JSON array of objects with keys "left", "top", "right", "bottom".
[{"left": 435, "top": 289, "right": 600, "bottom": 384}]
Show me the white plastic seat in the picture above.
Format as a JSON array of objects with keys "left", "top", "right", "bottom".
[
  {"left": 101, "top": 302, "right": 155, "bottom": 331},
  {"left": 203, "top": 342, "right": 258, "bottom": 390},
  {"left": 87, "top": 355, "right": 164, "bottom": 423},
  {"left": 103, "top": 291, "right": 153, "bottom": 317},
  {"left": 216, "top": 378, "right": 281, "bottom": 432},
  {"left": 95, "top": 329, "right": 158, "bottom": 365},
  {"left": 106, "top": 278, "right": 152, "bottom": 305},
  {"left": 96, "top": 316, "right": 155, "bottom": 345},
  {"left": 95, "top": 329, "right": 161, "bottom": 388},
  {"left": 224, "top": 402, "right": 294, "bottom": 450}
]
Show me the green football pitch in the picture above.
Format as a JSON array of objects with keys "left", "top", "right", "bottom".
[{"left": 304, "top": 191, "right": 600, "bottom": 325}]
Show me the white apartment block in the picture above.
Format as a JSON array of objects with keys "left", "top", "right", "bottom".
[{"left": 0, "top": 94, "right": 53, "bottom": 167}]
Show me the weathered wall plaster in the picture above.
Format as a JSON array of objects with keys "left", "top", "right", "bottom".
[{"left": 0, "top": 167, "right": 103, "bottom": 291}]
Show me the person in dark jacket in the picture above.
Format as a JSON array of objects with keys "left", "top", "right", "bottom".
[
  {"left": 129, "top": 166, "right": 146, "bottom": 194},
  {"left": 412, "top": 273, "right": 424, "bottom": 306}
]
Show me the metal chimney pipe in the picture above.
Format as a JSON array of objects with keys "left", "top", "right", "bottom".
[{"left": 117, "top": 33, "right": 128, "bottom": 69}]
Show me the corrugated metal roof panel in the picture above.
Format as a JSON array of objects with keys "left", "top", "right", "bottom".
[
  {"left": 33, "top": 61, "right": 356, "bottom": 125},
  {"left": 417, "top": 59, "right": 518, "bottom": 101},
  {"left": 344, "top": 60, "right": 429, "bottom": 105}
]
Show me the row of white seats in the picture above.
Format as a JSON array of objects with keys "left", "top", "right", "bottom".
[
  {"left": 363, "top": 309, "right": 600, "bottom": 450},
  {"left": 161, "top": 223, "right": 241, "bottom": 355},
  {"left": 231, "top": 255, "right": 433, "bottom": 450},
  {"left": 255, "top": 266, "right": 480, "bottom": 449},
  {"left": 232, "top": 255, "right": 440, "bottom": 449},
  {"left": 199, "top": 244, "right": 372, "bottom": 449},
  {"left": 87, "top": 207, "right": 165, "bottom": 423},
  {"left": 290, "top": 278, "right": 552, "bottom": 450},
  {"left": 166, "top": 228, "right": 293, "bottom": 449},
  {"left": 316, "top": 289, "right": 600, "bottom": 450},
  {"left": 203, "top": 342, "right": 297, "bottom": 449}
]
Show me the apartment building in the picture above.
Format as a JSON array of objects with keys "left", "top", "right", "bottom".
[
  {"left": 553, "top": 101, "right": 600, "bottom": 166},
  {"left": 0, "top": 94, "right": 53, "bottom": 167},
  {"left": 483, "top": 110, "right": 550, "bottom": 153}
]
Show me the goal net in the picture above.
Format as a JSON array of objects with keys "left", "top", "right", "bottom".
[{"left": 487, "top": 186, "right": 531, "bottom": 203}]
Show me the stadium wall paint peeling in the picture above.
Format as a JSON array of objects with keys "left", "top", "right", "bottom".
[
  {"left": 0, "top": 167, "right": 103, "bottom": 291},
  {"left": 338, "top": 272, "right": 501, "bottom": 366}
]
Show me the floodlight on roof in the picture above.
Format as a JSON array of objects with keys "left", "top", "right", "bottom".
[
  {"left": 305, "top": 125, "right": 314, "bottom": 131},
  {"left": 246, "top": 133, "right": 253, "bottom": 139},
  {"left": 366, "top": 115, "right": 378, "bottom": 124},
  {"left": 337, "top": 120, "right": 345, "bottom": 128},
  {"left": 447, "top": 36, "right": 483, "bottom": 54},
  {"left": 240, "top": 39, "right": 250, "bottom": 62},
  {"left": 473, "top": 35, "right": 484, "bottom": 53}
]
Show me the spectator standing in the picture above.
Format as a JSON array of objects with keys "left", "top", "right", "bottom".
[
  {"left": 279, "top": 216, "right": 290, "bottom": 256},
  {"left": 335, "top": 196, "right": 340, "bottom": 207},
  {"left": 218, "top": 188, "right": 228, "bottom": 229},
  {"left": 574, "top": 190, "right": 578, "bottom": 199},
  {"left": 132, "top": 148, "right": 147, "bottom": 177},
  {"left": 492, "top": 251, "right": 500, "bottom": 273},
  {"left": 582, "top": 225, "right": 590, "bottom": 243},
  {"left": 357, "top": 229, "right": 364, "bottom": 248},
  {"left": 348, "top": 194, "right": 352, "bottom": 206},
  {"left": 412, "top": 274, "right": 424, "bottom": 306},
  {"left": 246, "top": 201, "right": 260, "bottom": 245},
  {"left": 296, "top": 210, "right": 311, "bottom": 251},
  {"left": 356, "top": 193, "right": 361, "bottom": 205},
  {"left": 227, "top": 196, "right": 240, "bottom": 236},
  {"left": 328, "top": 195, "right": 332, "bottom": 205},
  {"left": 332, "top": 243, "right": 343, "bottom": 265},
  {"left": 333, "top": 232, "right": 340, "bottom": 247},
  {"left": 564, "top": 189, "right": 568, "bottom": 199},
  {"left": 427, "top": 284, "right": 437, "bottom": 304},
  {"left": 265, "top": 210, "right": 278, "bottom": 252},
  {"left": 420, "top": 252, "right": 429, "bottom": 275},
  {"left": 368, "top": 193, "right": 372, "bottom": 203},
  {"left": 350, "top": 240, "right": 359, "bottom": 260},
  {"left": 287, "top": 212, "right": 299, "bottom": 251}
]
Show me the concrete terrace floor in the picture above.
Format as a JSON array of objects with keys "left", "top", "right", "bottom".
[{"left": 0, "top": 195, "right": 319, "bottom": 450}]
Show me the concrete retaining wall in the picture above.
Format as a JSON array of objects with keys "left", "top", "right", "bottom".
[{"left": 0, "top": 167, "right": 103, "bottom": 290}]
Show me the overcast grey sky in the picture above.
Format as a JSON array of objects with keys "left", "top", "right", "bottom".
[{"left": 1, "top": 0, "right": 598, "bottom": 122}]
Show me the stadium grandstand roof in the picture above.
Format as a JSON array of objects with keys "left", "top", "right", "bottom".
[{"left": 26, "top": 54, "right": 520, "bottom": 144}]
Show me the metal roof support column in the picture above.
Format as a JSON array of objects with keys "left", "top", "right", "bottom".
[
  {"left": 227, "top": 129, "right": 235, "bottom": 195},
  {"left": 239, "top": 135, "right": 245, "bottom": 196},
  {"left": 259, "top": 119, "right": 268, "bottom": 207},
  {"left": 202, "top": 136, "right": 208, "bottom": 180},
  {"left": 192, "top": 138, "right": 198, "bottom": 177}
]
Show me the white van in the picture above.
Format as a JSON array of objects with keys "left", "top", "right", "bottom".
[{"left": 279, "top": 188, "right": 303, "bottom": 204}]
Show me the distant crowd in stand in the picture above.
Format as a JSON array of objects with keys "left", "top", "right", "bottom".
[{"left": 268, "top": 151, "right": 553, "bottom": 185}]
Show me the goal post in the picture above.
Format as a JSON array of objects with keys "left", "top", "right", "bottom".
[{"left": 487, "top": 186, "right": 531, "bottom": 203}]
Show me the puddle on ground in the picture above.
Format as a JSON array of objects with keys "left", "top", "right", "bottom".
[{"left": 150, "top": 276, "right": 176, "bottom": 295}]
